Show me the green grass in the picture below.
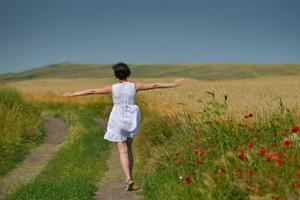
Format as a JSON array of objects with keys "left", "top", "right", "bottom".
[
  {"left": 2, "top": 83, "right": 300, "bottom": 199},
  {"left": 0, "top": 87, "right": 45, "bottom": 177},
  {"left": 4, "top": 102, "right": 111, "bottom": 200},
  {"left": 134, "top": 96, "right": 300, "bottom": 199},
  {"left": 1, "top": 63, "right": 300, "bottom": 82}
]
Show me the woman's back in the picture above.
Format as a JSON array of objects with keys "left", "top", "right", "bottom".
[
  {"left": 112, "top": 82, "right": 136, "bottom": 105},
  {"left": 104, "top": 81, "right": 140, "bottom": 142},
  {"left": 62, "top": 62, "right": 184, "bottom": 191}
]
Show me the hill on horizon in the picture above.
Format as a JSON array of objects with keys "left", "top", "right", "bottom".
[{"left": 1, "top": 63, "right": 300, "bottom": 82}]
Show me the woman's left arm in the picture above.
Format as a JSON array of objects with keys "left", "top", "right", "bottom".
[{"left": 62, "top": 85, "right": 112, "bottom": 97}]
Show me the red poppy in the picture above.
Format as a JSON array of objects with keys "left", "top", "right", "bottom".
[
  {"left": 272, "top": 195, "right": 280, "bottom": 200},
  {"left": 175, "top": 159, "right": 181, "bottom": 166},
  {"left": 295, "top": 182, "right": 300, "bottom": 188},
  {"left": 275, "top": 159, "right": 283, "bottom": 167},
  {"left": 247, "top": 171, "right": 253, "bottom": 177},
  {"left": 292, "top": 127, "right": 299, "bottom": 133},
  {"left": 278, "top": 152, "right": 286, "bottom": 159},
  {"left": 184, "top": 176, "right": 192, "bottom": 184},
  {"left": 272, "top": 144, "right": 278, "bottom": 149},
  {"left": 244, "top": 113, "right": 253, "bottom": 119},
  {"left": 265, "top": 152, "right": 276, "bottom": 161},
  {"left": 267, "top": 180, "right": 274, "bottom": 185},
  {"left": 265, "top": 155, "right": 272, "bottom": 162},
  {"left": 195, "top": 148, "right": 205, "bottom": 157},
  {"left": 282, "top": 139, "right": 290, "bottom": 147},
  {"left": 247, "top": 143, "right": 253, "bottom": 148},
  {"left": 219, "top": 168, "right": 225, "bottom": 173},
  {"left": 259, "top": 149, "right": 267, "bottom": 156},
  {"left": 297, "top": 169, "right": 300, "bottom": 177},
  {"left": 238, "top": 151, "right": 245, "bottom": 160}
]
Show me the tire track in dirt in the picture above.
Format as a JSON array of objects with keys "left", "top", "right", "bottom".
[
  {"left": 94, "top": 118, "right": 142, "bottom": 200},
  {"left": 0, "top": 117, "right": 68, "bottom": 199}
]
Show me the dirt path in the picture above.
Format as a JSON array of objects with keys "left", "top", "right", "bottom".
[
  {"left": 0, "top": 117, "right": 68, "bottom": 199},
  {"left": 94, "top": 119, "right": 142, "bottom": 200}
]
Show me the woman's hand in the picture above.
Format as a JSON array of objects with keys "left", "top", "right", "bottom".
[
  {"left": 174, "top": 78, "right": 184, "bottom": 87},
  {"left": 62, "top": 92, "right": 74, "bottom": 97}
]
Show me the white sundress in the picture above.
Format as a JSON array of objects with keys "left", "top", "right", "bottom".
[{"left": 104, "top": 82, "right": 141, "bottom": 142}]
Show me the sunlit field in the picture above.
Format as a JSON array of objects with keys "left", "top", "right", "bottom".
[
  {"left": 0, "top": 85, "right": 111, "bottom": 199},
  {"left": 0, "top": 87, "right": 44, "bottom": 177},
  {"left": 0, "top": 0, "right": 299, "bottom": 197},
  {"left": 7, "top": 75, "right": 300, "bottom": 116},
  {"left": 2, "top": 75, "right": 300, "bottom": 199}
]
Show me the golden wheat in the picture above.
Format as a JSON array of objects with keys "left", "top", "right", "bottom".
[{"left": 7, "top": 76, "right": 300, "bottom": 117}]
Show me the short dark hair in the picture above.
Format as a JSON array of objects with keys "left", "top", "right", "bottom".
[{"left": 112, "top": 62, "right": 131, "bottom": 80}]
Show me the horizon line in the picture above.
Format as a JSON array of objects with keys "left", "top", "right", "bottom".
[{"left": 1, "top": 62, "right": 300, "bottom": 75}]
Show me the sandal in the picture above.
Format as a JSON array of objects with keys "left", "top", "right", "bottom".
[{"left": 124, "top": 179, "right": 134, "bottom": 191}]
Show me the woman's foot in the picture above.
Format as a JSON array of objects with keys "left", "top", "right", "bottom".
[{"left": 124, "top": 179, "right": 134, "bottom": 191}]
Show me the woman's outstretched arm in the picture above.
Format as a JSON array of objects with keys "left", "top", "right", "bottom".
[
  {"left": 62, "top": 85, "right": 112, "bottom": 97},
  {"left": 135, "top": 78, "right": 184, "bottom": 91}
]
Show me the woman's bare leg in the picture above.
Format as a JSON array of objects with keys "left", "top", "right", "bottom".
[
  {"left": 126, "top": 138, "right": 134, "bottom": 179},
  {"left": 117, "top": 141, "right": 131, "bottom": 180}
]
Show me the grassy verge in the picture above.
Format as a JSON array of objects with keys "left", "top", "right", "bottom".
[
  {"left": 0, "top": 87, "right": 44, "bottom": 177},
  {"left": 4, "top": 96, "right": 112, "bottom": 199},
  {"left": 134, "top": 96, "right": 300, "bottom": 199}
]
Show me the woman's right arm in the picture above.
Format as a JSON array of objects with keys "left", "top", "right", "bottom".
[
  {"left": 135, "top": 78, "right": 184, "bottom": 91},
  {"left": 62, "top": 85, "right": 112, "bottom": 97}
]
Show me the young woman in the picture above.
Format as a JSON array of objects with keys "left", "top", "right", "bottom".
[{"left": 63, "top": 62, "right": 184, "bottom": 191}]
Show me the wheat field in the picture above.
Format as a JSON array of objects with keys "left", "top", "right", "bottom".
[
  {"left": 3, "top": 75, "right": 300, "bottom": 199},
  {"left": 6, "top": 75, "right": 300, "bottom": 117}
]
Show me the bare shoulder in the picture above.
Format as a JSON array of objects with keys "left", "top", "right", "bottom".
[
  {"left": 133, "top": 82, "right": 142, "bottom": 87},
  {"left": 132, "top": 82, "right": 142, "bottom": 91}
]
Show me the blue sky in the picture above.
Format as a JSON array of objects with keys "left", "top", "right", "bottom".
[{"left": 0, "top": 0, "right": 299, "bottom": 73}]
